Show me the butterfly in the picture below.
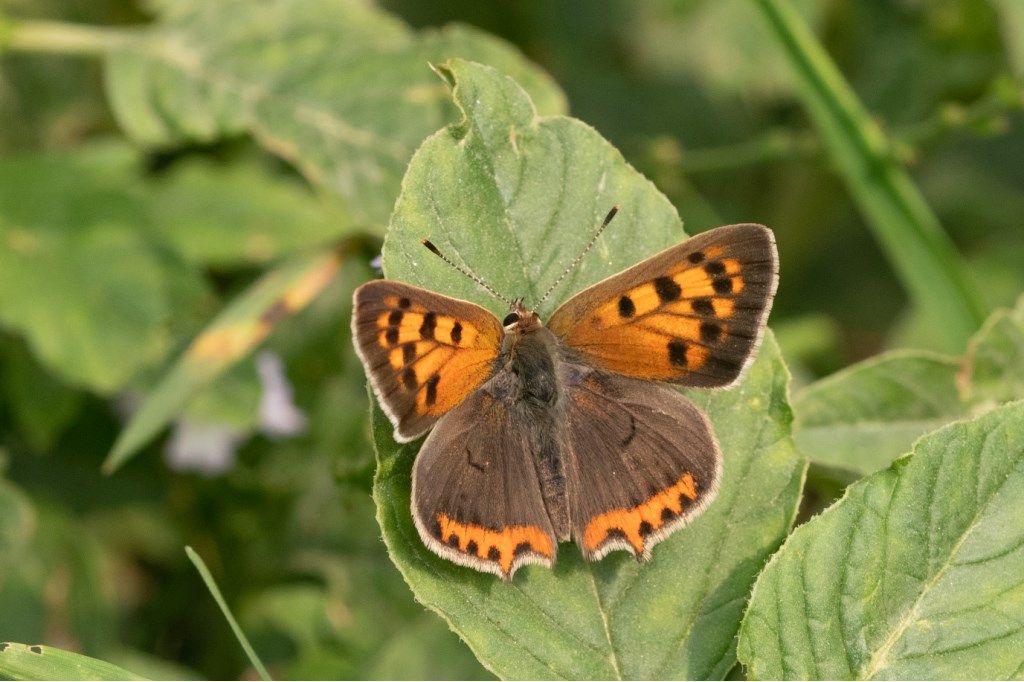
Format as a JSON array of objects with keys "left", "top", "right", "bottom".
[{"left": 352, "top": 208, "right": 778, "bottom": 580}]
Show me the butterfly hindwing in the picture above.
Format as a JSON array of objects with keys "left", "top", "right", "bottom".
[
  {"left": 547, "top": 224, "right": 778, "bottom": 387},
  {"left": 559, "top": 367, "right": 721, "bottom": 560},
  {"left": 412, "top": 389, "right": 558, "bottom": 580},
  {"left": 351, "top": 280, "right": 502, "bottom": 442}
]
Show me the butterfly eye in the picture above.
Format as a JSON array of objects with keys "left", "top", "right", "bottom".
[{"left": 502, "top": 313, "right": 520, "bottom": 326}]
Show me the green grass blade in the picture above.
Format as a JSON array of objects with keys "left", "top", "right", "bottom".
[
  {"left": 185, "top": 546, "right": 271, "bottom": 681},
  {"left": 103, "top": 247, "right": 344, "bottom": 474},
  {"left": 0, "top": 642, "right": 146, "bottom": 681},
  {"left": 751, "top": 0, "right": 986, "bottom": 352}
]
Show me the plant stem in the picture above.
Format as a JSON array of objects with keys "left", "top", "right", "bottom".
[
  {"left": 899, "top": 77, "right": 1024, "bottom": 151},
  {"left": 674, "top": 80, "right": 1023, "bottom": 173},
  {"left": 0, "top": 19, "right": 131, "bottom": 56},
  {"left": 751, "top": 0, "right": 987, "bottom": 353},
  {"left": 680, "top": 129, "right": 820, "bottom": 172}
]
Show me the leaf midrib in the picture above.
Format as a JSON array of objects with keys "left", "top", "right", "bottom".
[
  {"left": 460, "top": 80, "right": 537, "bottom": 303},
  {"left": 585, "top": 566, "right": 624, "bottom": 679}
]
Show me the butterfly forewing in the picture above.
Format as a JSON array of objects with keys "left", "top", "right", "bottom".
[
  {"left": 412, "top": 390, "right": 558, "bottom": 580},
  {"left": 560, "top": 369, "right": 721, "bottom": 560},
  {"left": 351, "top": 281, "right": 502, "bottom": 441},
  {"left": 547, "top": 224, "right": 778, "bottom": 387}
]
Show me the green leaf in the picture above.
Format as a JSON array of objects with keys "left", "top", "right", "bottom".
[
  {"left": 751, "top": 0, "right": 986, "bottom": 353},
  {"left": 149, "top": 156, "right": 352, "bottom": 268},
  {"left": 992, "top": 0, "right": 1024, "bottom": 78},
  {"left": 739, "top": 400, "right": 1024, "bottom": 679},
  {"left": 367, "top": 615, "right": 494, "bottom": 681},
  {"left": 101, "top": 651, "right": 202, "bottom": 682},
  {"left": 961, "top": 294, "right": 1024, "bottom": 405},
  {"left": 0, "top": 642, "right": 146, "bottom": 681},
  {"left": 0, "top": 145, "right": 186, "bottom": 393},
  {"left": 0, "top": 480, "right": 35, "bottom": 587},
  {"left": 793, "top": 351, "right": 963, "bottom": 474},
  {"left": 792, "top": 294, "right": 1024, "bottom": 475},
  {"left": 104, "top": 0, "right": 566, "bottom": 228},
  {"left": 0, "top": 336, "right": 83, "bottom": 451},
  {"left": 372, "top": 60, "right": 805, "bottom": 679},
  {"left": 105, "top": 247, "right": 343, "bottom": 473},
  {"left": 0, "top": 140, "right": 355, "bottom": 403}
]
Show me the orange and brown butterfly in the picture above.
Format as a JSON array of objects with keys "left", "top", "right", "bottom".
[{"left": 352, "top": 207, "right": 778, "bottom": 580}]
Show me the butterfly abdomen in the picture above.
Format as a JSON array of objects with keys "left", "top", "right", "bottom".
[{"left": 487, "top": 327, "right": 572, "bottom": 540}]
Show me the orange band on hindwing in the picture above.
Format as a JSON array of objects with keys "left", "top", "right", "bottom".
[
  {"left": 582, "top": 473, "right": 699, "bottom": 556},
  {"left": 436, "top": 514, "right": 555, "bottom": 576}
]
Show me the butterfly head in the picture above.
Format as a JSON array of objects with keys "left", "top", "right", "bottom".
[{"left": 502, "top": 298, "right": 541, "bottom": 333}]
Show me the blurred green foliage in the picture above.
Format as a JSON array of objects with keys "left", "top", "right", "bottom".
[{"left": 1, "top": 0, "right": 1023, "bottom": 679}]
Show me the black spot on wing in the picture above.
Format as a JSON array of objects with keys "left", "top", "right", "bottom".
[
  {"left": 402, "top": 342, "right": 416, "bottom": 364},
  {"left": 692, "top": 298, "right": 714, "bottom": 316},
  {"left": 706, "top": 354, "right": 742, "bottom": 376},
  {"left": 668, "top": 339, "right": 688, "bottom": 367},
  {"left": 618, "top": 295, "right": 636, "bottom": 318},
  {"left": 604, "top": 527, "right": 628, "bottom": 543},
  {"left": 425, "top": 374, "right": 440, "bottom": 406},
  {"left": 700, "top": 321, "right": 723, "bottom": 344},
  {"left": 654, "top": 276, "right": 682, "bottom": 303},
  {"left": 420, "top": 312, "right": 437, "bottom": 340},
  {"left": 705, "top": 261, "right": 726, "bottom": 276}
]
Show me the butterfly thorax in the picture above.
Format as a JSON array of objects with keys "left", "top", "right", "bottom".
[{"left": 493, "top": 304, "right": 558, "bottom": 408}]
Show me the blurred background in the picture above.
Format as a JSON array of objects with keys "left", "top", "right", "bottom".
[{"left": 1, "top": 0, "right": 1022, "bottom": 678}]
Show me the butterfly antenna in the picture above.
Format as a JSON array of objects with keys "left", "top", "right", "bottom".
[
  {"left": 421, "top": 239, "right": 513, "bottom": 306},
  {"left": 536, "top": 205, "right": 619, "bottom": 307}
]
